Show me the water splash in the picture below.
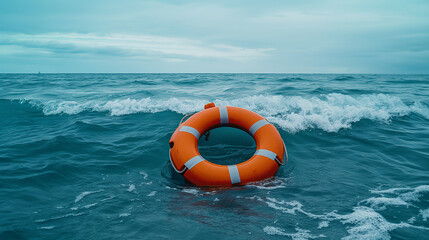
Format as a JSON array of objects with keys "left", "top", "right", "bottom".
[{"left": 19, "top": 93, "right": 429, "bottom": 133}]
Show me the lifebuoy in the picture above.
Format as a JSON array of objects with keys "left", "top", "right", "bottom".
[{"left": 169, "top": 103, "right": 287, "bottom": 186}]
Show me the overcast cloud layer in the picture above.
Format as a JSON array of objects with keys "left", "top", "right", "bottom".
[{"left": 1, "top": 0, "right": 428, "bottom": 73}]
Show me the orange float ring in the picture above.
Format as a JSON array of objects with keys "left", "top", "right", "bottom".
[{"left": 169, "top": 103, "right": 288, "bottom": 186}]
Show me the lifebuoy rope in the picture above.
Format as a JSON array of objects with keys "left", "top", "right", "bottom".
[
  {"left": 179, "top": 113, "right": 195, "bottom": 126},
  {"left": 275, "top": 139, "right": 288, "bottom": 166},
  {"left": 169, "top": 149, "right": 187, "bottom": 174}
]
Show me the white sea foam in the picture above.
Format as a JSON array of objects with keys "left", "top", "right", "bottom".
[
  {"left": 96, "top": 98, "right": 207, "bottom": 116},
  {"left": 263, "top": 226, "right": 325, "bottom": 239},
  {"left": 247, "top": 177, "right": 289, "bottom": 190},
  {"left": 264, "top": 201, "right": 427, "bottom": 240},
  {"left": 264, "top": 226, "right": 286, "bottom": 235},
  {"left": 255, "top": 185, "right": 429, "bottom": 240},
  {"left": 181, "top": 188, "right": 200, "bottom": 195},
  {"left": 369, "top": 185, "right": 429, "bottom": 204},
  {"left": 74, "top": 190, "right": 102, "bottom": 203},
  {"left": 35, "top": 212, "right": 85, "bottom": 223},
  {"left": 138, "top": 171, "right": 153, "bottom": 185},
  {"left": 119, "top": 213, "right": 130, "bottom": 218},
  {"left": 370, "top": 187, "right": 412, "bottom": 194},
  {"left": 23, "top": 94, "right": 429, "bottom": 133},
  {"left": 139, "top": 171, "right": 149, "bottom": 180},
  {"left": 337, "top": 206, "right": 422, "bottom": 240},
  {"left": 361, "top": 197, "right": 409, "bottom": 210},
  {"left": 399, "top": 185, "right": 429, "bottom": 202},
  {"left": 265, "top": 198, "right": 306, "bottom": 215},
  {"left": 147, "top": 191, "right": 157, "bottom": 197},
  {"left": 420, "top": 209, "right": 429, "bottom": 221},
  {"left": 83, "top": 203, "right": 98, "bottom": 209},
  {"left": 38, "top": 226, "right": 55, "bottom": 230},
  {"left": 127, "top": 184, "right": 136, "bottom": 192},
  {"left": 318, "top": 221, "right": 329, "bottom": 229}
]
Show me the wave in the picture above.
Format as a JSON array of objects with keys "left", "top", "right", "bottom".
[
  {"left": 244, "top": 185, "right": 429, "bottom": 240},
  {"left": 17, "top": 93, "right": 429, "bottom": 133}
]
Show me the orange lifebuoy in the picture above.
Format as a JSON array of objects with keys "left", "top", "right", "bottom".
[{"left": 169, "top": 103, "right": 287, "bottom": 186}]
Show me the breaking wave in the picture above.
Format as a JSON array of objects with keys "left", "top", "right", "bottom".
[{"left": 18, "top": 93, "right": 429, "bottom": 133}]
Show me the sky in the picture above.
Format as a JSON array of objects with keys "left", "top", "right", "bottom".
[{"left": 1, "top": 0, "right": 429, "bottom": 73}]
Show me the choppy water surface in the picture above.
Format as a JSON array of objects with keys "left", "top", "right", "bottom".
[{"left": 1, "top": 73, "right": 428, "bottom": 239}]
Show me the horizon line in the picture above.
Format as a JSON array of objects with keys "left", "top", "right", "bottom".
[{"left": 1, "top": 72, "right": 429, "bottom": 75}]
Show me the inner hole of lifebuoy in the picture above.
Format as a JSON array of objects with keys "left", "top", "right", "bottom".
[{"left": 198, "top": 127, "right": 256, "bottom": 165}]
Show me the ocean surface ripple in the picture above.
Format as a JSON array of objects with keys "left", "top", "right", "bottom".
[{"left": 1, "top": 73, "right": 428, "bottom": 239}]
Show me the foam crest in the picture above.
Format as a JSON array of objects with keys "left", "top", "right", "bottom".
[
  {"left": 370, "top": 187, "right": 412, "bottom": 194},
  {"left": 399, "top": 185, "right": 429, "bottom": 201},
  {"left": 370, "top": 185, "right": 429, "bottom": 203},
  {"left": 127, "top": 184, "right": 136, "bottom": 192},
  {"left": 38, "top": 226, "right": 55, "bottom": 230},
  {"left": 337, "top": 206, "right": 424, "bottom": 240},
  {"left": 253, "top": 185, "right": 429, "bottom": 239},
  {"left": 21, "top": 93, "right": 429, "bottom": 133},
  {"left": 263, "top": 226, "right": 325, "bottom": 239},
  {"left": 318, "top": 221, "right": 329, "bottom": 229},
  {"left": 74, "top": 190, "right": 102, "bottom": 203},
  {"left": 361, "top": 197, "right": 409, "bottom": 210},
  {"left": 420, "top": 209, "right": 429, "bottom": 221},
  {"left": 95, "top": 98, "right": 207, "bottom": 116}
]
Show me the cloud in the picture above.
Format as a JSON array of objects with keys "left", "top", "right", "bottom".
[
  {"left": 1, "top": 1, "right": 429, "bottom": 73},
  {"left": 0, "top": 33, "right": 273, "bottom": 61}
]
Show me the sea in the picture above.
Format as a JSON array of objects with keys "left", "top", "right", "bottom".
[{"left": 0, "top": 73, "right": 428, "bottom": 240}]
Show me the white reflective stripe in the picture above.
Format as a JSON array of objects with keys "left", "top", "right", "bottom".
[
  {"left": 227, "top": 165, "right": 241, "bottom": 184},
  {"left": 180, "top": 126, "right": 200, "bottom": 139},
  {"left": 184, "top": 155, "right": 205, "bottom": 170},
  {"left": 219, "top": 106, "right": 229, "bottom": 125},
  {"left": 249, "top": 119, "right": 269, "bottom": 136},
  {"left": 255, "top": 149, "right": 277, "bottom": 161}
]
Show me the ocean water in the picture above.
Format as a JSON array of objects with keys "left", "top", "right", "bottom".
[{"left": 1, "top": 73, "right": 428, "bottom": 240}]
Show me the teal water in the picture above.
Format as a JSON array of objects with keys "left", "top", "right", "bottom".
[{"left": 1, "top": 74, "right": 428, "bottom": 239}]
